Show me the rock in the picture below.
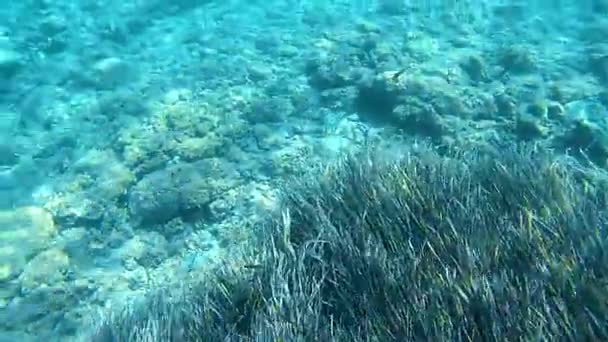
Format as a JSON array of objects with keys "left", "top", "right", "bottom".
[
  {"left": 245, "top": 96, "right": 295, "bottom": 123},
  {"left": 0, "top": 207, "right": 57, "bottom": 281},
  {"left": 54, "top": 228, "right": 91, "bottom": 267},
  {"left": 305, "top": 51, "right": 360, "bottom": 90},
  {"left": 547, "top": 101, "right": 566, "bottom": 120},
  {"left": 0, "top": 110, "right": 20, "bottom": 135},
  {"left": 0, "top": 143, "right": 18, "bottom": 167},
  {"left": 526, "top": 100, "right": 549, "bottom": 119},
  {"left": 51, "top": 196, "right": 105, "bottom": 228},
  {"left": 115, "top": 232, "right": 168, "bottom": 268},
  {"left": 0, "top": 331, "right": 35, "bottom": 342},
  {"left": 92, "top": 57, "right": 136, "bottom": 89},
  {"left": 515, "top": 113, "right": 547, "bottom": 140},
  {"left": 563, "top": 98, "right": 606, "bottom": 123},
  {"left": 175, "top": 134, "right": 225, "bottom": 161},
  {"left": 498, "top": 45, "right": 537, "bottom": 73},
  {"left": 355, "top": 20, "right": 382, "bottom": 34},
  {"left": 0, "top": 48, "right": 22, "bottom": 78},
  {"left": 494, "top": 92, "right": 517, "bottom": 118},
  {"left": 599, "top": 89, "right": 608, "bottom": 108},
  {"left": 431, "top": 89, "right": 468, "bottom": 118},
  {"left": 72, "top": 149, "right": 134, "bottom": 200},
  {"left": 39, "top": 14, "right": 68, "bottom": 36},
  {"left": 460, "top": 55, "right": 489, "bottom": 83},
  {"left": 558, "top": 119, "right": 608, "bottom": 166},
  {"left": 392, "top": 99, "right": 446, "bottom": 139},
  {"left": 19, "top": 248, "right": 70, "bottom": 292},
  {"left": 588, "top": 44, "right": 608, "bottom": 83},
  {"left": 161, "top": 88, "right": 192, "bottom": 105},
  {"left": 592, "top": 0, "right": 608, "bottom": 12},
  {"left": 320, "top": 86, "right": 359, "bottom": 112},
  {"left": 128, "top": 160, "right": 235, "bottom": 225},
  {"left": 247, "top": 62, "right": 274, "bottom": 82},
  {"left": 128, "top": 169, "right": 182, "bottom": 225}
]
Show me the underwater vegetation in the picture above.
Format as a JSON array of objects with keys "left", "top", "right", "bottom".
[{"left": 83, "top": 143, "right": 608, "bottom": 341}]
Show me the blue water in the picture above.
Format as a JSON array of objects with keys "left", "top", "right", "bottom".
[{"left": 0, "top": 0, "right": 607, "bottom": 340}]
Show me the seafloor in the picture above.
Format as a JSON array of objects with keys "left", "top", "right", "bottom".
[{"left": 0, "top": 0, "right": 607, "bottom": 340}]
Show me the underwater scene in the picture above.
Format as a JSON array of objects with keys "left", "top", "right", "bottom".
[{"left": 1, "top": 0, "right": 608, "bottom": 340}]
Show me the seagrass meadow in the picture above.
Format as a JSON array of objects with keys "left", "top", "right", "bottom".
[{"left": 84, "top": 144, "right": 608, "bottom": 341}]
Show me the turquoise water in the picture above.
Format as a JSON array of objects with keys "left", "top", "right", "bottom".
[{"left": 1, "top": 0, "right": 608, "bottom": 340}]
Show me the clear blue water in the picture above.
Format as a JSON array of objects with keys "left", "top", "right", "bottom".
[{"left": 0, "top": 0, "right": 607, "bottom": 340}]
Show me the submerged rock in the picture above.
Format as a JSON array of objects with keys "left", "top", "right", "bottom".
[
  {"left": 0, "top": 48, "right": 22, "bottom": 78},
  {"left": 92, "top": 57, "right": 136, "bottom": 89},
  {"left": 128, "top": 160, "right": 236, "bottom": 226},
  {"left": 0, "top": 207, "right": 57, "bottom": 282}
]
